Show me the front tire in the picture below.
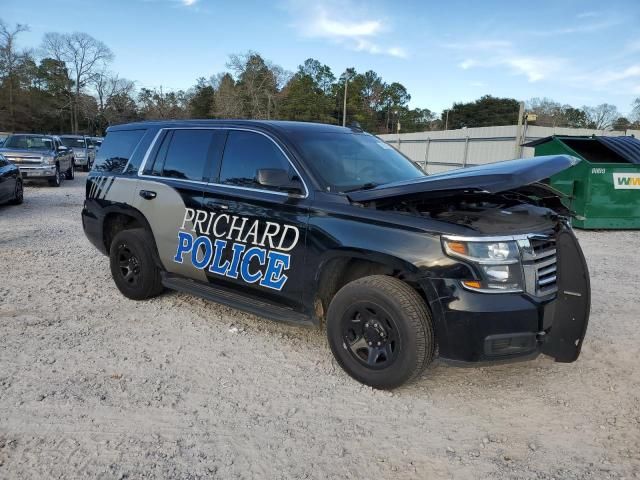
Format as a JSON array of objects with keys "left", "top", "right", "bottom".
[
  {"left": 48, "top": 166, "right": 61, "bottom": 187},
  {"left": 327, "top": 275, "right": 434, "bottom": 389},
  {"left": 109, "top": 228, "right": 163, "bottom": 300},
  {"left": 9, "top": 179, "right": 23, "bottom": 205}
]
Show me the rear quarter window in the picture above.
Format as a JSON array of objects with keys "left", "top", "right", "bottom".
[{"left": 93, "top": 129, "right": 146, "bottom": 173}]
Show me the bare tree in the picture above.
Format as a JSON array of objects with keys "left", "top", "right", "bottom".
[
  {"left": 138, "top": 86, "right": 189, "bottom": 120},
  {"left": 0, "top": 20, "right": 30, "bottom": 131},
  {"left": 583, "top": 103, "right": 620, "bottom": 130},
  {"left": 92, "top": 69, "right": 135, "bottom": 128},
  {"left": 212, "top": 73, "right": 244, "bottom": 118},
  {"left": 42, "top": 32, "right": 113, "bottom": 133},
  {"left": 227, "top": 52, "right": 286, "bottom": 119},
  {"left": 632, "top": 98, "right": 640, "bottom": 122}
]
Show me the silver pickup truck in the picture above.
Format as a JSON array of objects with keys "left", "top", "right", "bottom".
[
  {"left": 60, "top": 135, "right": 96, "bottom": 171},
  {"left": 0, "top": 134, "right": 74, "bottom": 187}
]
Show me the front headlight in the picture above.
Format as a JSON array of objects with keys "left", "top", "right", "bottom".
[
  {"left": 42, "top": 155, "right": 55, "bottom": 164},
  {"left": 442, "top": 237, "right": 524, "bottom": 292}
]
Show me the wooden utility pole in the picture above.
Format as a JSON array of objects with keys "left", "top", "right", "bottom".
[
  {"left": 514, "top": 101, "right": 525, "bottom": 158},
  {"left": 342, "top": 76, "right": 349, "bottom": 127}
]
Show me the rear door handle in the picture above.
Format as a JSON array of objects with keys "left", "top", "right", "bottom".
[
  {"left": 139, "top": 190, "right": 157, "bottom": 200},
  {"left": 206, "top": 200, "right": 229, "bottom": 210}
]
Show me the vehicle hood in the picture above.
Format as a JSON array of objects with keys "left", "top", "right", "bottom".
[{"left": 347, "top": 155, "right": 580, "bottom": 203}]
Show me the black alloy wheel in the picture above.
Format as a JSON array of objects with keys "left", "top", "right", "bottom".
[
  {"left": 327, "top": 275, "right": 434, "bottom": 389},
  {"left": 342, "top": 302, "right": 400, "bottom": 369},
  {"left": 109, "top": 228, "right": 163, "bottom": 300},
  {"left": 116, "top": 244, "right": 142, "bottom": 288}
]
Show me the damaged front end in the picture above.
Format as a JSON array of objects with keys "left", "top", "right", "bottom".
[{"left": 347, "top": 155, "right": 590, "bottom": 364}]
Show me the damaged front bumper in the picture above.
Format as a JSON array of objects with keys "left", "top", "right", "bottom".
[{"left": 423, "top": 229, "right": 590, "bottom": 365}]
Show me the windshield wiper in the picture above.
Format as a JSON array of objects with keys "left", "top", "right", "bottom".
[{"left": 343, "top": 182, "right": 381, "bottom": 193}]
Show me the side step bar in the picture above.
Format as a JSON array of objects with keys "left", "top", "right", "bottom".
[{"left": 161, "top": 273, "right": 315, "bottom": 327}]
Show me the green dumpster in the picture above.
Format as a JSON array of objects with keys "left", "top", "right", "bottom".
[{"left": 524, "top": 135, "right": 640, "bottom": 229}]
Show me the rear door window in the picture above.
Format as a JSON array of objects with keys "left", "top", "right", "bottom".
[
  {"left": 151, "top": 129, "right": 225, "bottom": 182},
  {"left": 94, "top": 129, "right": 146, "bottom": 173},
  {"left": 219, "top": 130, "right": 293, "bottom": 191},
  {"left": 161, "top": 130, "right": 213, "bottom": 181}
]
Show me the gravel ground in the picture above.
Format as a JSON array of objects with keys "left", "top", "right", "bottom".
[{"left": 0, "top": 173, "right": 639, "bottom": 479}]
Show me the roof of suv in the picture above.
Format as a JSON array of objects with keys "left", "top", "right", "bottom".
[{"left": 107, "top": 120, "right": 357, "bottom": 136}]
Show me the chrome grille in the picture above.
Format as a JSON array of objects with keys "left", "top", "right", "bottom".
[
  {"left": 4, "top": 154, "right": 43, "bottom": 164},
  {"left": 520, "top": 235, "right": 558, "bottom": 296}
]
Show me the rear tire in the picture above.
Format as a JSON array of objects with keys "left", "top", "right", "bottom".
[
  {"left": 327, "top": 275, "right": 434, "bottom": 389},
  {"left": 65, "top": 161, "right": 75, "bottom": 180},
  {"left": 48, "top": 166, "right": 61, "bottom": 187},
  {"left": 109, "top": 228, "right": 163, "bottom": 300}
]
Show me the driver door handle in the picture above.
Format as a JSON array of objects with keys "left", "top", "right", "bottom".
[{"left": 139, "top": 190, "right": 157, "bottom": 200}]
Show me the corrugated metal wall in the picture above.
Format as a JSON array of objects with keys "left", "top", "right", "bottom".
[{"left": 378, "top": 126, "right": 640, "bottom": 174}]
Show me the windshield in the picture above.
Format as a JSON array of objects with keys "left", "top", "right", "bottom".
[
  {"left": 60, "top": 137, "right": 86, "bottom": 148},
  {"left": 4, "top": 135, "right": 54, "bottom": 151},
  {"left": 291, "top": 132, "right": 424, "bottom": 192}
]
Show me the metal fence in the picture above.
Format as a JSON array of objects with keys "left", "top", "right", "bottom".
[{"left": 378, "top": 125, "right": 640, "bottom": 174}]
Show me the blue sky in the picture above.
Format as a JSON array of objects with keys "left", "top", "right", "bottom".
[{"left": 3, "top": 0, "right": 640, "bottom": 115}]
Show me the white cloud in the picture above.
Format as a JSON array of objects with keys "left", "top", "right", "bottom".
[
  {"left": 459, "top": 59, "right": 478, "bottom": 70},
  {"left": 182, "top": 0, "right": 197, "bottom": 5},
  {"left": 286, "top": 1, "right": 407, "bottom": 58},
  {"left": 309, "top": 15, "right": 382, "bottom": 38},
  {"left": 445, "top": 40, "right": 512, "bottom": 51},
  {"left": 591, "top": 65, "right": 640, "bottom": 86},
  {"left": 577, "top": 11, "right": 599, "bottom": 18},
  {"left": 449, "top": 41, "right": 564, "bottom": 83},
  {"left": 504, "top": 56, "right": 563, "bottom": 82}
]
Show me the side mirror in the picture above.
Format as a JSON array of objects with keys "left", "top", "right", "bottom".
[
  {"left": 57, "top": 146, "right": 68, "bottom": 152},
  {"left": 257, "top": 168, "right": 303, "bottom": 195}
]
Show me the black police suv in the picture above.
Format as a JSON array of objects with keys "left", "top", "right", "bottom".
[{"left": 82, "top": 120, "right": 590, "bottom": 389}]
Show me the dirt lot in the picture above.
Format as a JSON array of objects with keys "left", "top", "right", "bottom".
[{"left": 0, "top": 173, "right": 638, "bottom": 479}]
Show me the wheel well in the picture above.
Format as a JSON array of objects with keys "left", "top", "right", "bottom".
[
  {"left": 315, "top": 257, "right": 426, "bottom": 324},
  {"left": 103, "top": 213, "right": 143, "bottom": 253}
]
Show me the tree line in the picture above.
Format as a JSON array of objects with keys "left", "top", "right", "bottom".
[{"left": 1, "top": 19, "right": 639, "bottom": 136}]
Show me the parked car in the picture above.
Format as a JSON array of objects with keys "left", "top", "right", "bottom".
[
  {"left": 87, "top": 136, "right": 104, "bottom": 154},
  {"left": 82, "top": 120, "right": 590, "bottom": 389},
  {"left": 0, "top": 132, "right": 11, "bottom": 147},
  {"left": 0, "top": 154, "right": 23, "bottom": 205},
  {"left": 0, "top": 134, "right": 74, "bottom": 187},
  {"left": 60, "top": 135, "right": 95, "bottom": 171}
]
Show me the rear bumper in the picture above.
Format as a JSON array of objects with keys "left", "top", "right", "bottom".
[{"left": 423, "top": 278, "right": 555, "bottom": 364}]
